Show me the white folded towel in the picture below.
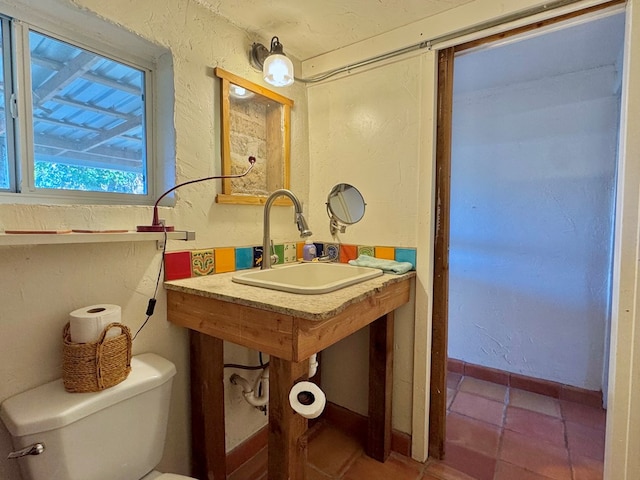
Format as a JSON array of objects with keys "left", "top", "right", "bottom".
[{"left": 348, "top": 254, "right": 413, "bottom": 274}]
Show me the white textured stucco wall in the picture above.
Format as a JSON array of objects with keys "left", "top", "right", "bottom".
[
  {"left": 0, "top": 0, "right": 309, "bottom": 478},
  {"left": 307, "top": 55, "right": 426, "bottom": 434},
  {"left": 448, "top": 60, "right": 620, "bottom": 390}
]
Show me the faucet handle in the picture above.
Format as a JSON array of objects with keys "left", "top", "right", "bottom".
[{"left": 269, "top": 240, "right": 279, "bottom": 265}]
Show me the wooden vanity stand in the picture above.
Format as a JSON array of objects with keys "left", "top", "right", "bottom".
[{"left": 165, "top": 271, "right": 414, "bottom": 480}]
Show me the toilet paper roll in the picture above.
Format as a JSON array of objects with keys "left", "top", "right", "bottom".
[
  {"left": 288, "top": 381, "right": 326, "bottom": 419},
  {"left": 69, "top": 304, "right": 122, "bottom": 344}
]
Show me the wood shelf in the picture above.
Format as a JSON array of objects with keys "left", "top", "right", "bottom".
[{"left": 0, "top": 230, "right": 195, "bottom": 248}]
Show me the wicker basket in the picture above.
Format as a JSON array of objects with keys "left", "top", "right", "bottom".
[{"left": 62, "top": 322, "right": 132, "bottom": 393}]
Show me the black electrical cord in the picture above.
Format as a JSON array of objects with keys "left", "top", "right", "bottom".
[
  {"left": 133, "top": 228, "right": 167, "bottom": 340},
  {"left": 223, "top": 362, "right": 269, "bottom": 370},
  {"left": 224, "top": 351, "right": 269, "bottom": 370},
  {"left": 131, "top": 228, "right": 268, "bottom": 368}
]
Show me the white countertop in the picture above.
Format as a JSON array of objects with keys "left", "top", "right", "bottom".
[{"left": 165, "top": 268, "right": 415, "bottom": 321}]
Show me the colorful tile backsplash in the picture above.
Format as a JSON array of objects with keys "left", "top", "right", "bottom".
[
  {"left": 273, "top": 244, "right": 285, "bottom": 265},
  {"left": 190, "top": 248, "right": 215, "bottom": 276},
  {"left": 357, "top": 245, "right": 375, "bottom": 257},
  {"left": 214, "top": 247, "right": 235, "bottom": 273},
  {"left": 165, "top": 242, "right": 417, "bottom": 281},
  {"left": 165, "top": 250, "right": 192, "bottom": 281},
  {"left": 284, "top": 243, "right": 297, "bottom": 263},
  {"left": 253, "top": 246, "right": 264, "bottom": 268},
  {"left": 324, "top": 243, "right": 340, "bottom": 262},
  {"left": 395, "top": 247, "right": 417, "bottom": 267},
  {"left": 235, "top": 247, "right": 254, "bottom": 270},
  {"left": 339, "top": 244, "right": 357, "bottom": 263},
  {"left": 375, "top": 246, "right": 395, "bottom": 260}
]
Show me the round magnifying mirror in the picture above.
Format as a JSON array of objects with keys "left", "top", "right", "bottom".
[{"left": 327, "top": 183, "right": 366, "bottom": 225}]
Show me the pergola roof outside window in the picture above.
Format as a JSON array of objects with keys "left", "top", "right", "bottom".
[{"left": 28, "top": 30, "right": 146, "bottom": 176}]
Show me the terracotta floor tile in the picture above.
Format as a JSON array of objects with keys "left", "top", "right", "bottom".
[
  {"left": 495, "top": 460, "right": 558, "bottom": 480},
  {"left": 256, "top": 467, "right": 332, "bottom": 480},
  {"left": 499, "top": 429, "right": 571, "bottom": 480},
  {"left": 450, "top": 391, "right": 505, "bottom": 426},
  {"left": 446, "top": 412, "right": 501, "bottom": 457},
  {"left": 442, "top": 443, "right": 496, "bottom": 480},
  {"left": 566, "top": 421, "right": 605, "bottom": 461},
  {"left": 307, "top": 424, "right": 363, "bottom": 476},
  {"left": 423, "top": 461, "right": 478, "bottom": 480},
  {"left": 459, "top": 377, "right": 508, "bottom": 403},
  {"left": 228, "top": 446, "right": 267, "bottom": 480},
  {"left": 571, "top": 454, "right": 604, "bottom": 480},
  {"left": 394, "top": 451, "right": 427, "bottom": 471},
  {"left": 306, "top": 465, "right": 334, "bottom": 480},
  {"left": 343, "top": 452, "right": 423, "bottom": 480},
  {"left": 448, "top": 372, "right": 463, "bottom": 389},
  {"left": 230, "top": 385, "right": 608, "bottom": 480},
  {"left": 447, "top": 388, "right": 456, "bottom": 409},
  {"left": 504, "top": 406, "right": 566, "bottom": 447},
  {"left": 561, "top": 401, "right": 606, "bottom": 430},
  {"left": 510, "top": 388, "right": 562, "bottom": 418}
]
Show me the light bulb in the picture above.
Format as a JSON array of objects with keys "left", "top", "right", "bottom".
[
  {"left": 263, "top": 54, "right": 294, "bottom": 87},
  {"left": 232, "top": 85, "right": 246, "bottom": 96}
]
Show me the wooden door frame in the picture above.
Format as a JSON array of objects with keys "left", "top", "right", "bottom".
[
  {"left": 427, "top": 0, "right": 625, "bottom": 460},
  {"left": 428, "top": 46, "right": 454, "bottom": 460}
]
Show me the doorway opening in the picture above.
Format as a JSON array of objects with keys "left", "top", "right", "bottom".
[{"left": 429, "top": 4, "right": 625, "bottom": 479}]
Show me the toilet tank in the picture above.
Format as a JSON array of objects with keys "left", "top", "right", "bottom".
[{"left": 0, "top": 353, "right": 177, "bottom": 480}]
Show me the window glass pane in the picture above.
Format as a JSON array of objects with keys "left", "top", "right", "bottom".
[
  {"left": 29, "top": 31, "right": 147, "bottom": 194},
  {"left": 0, "top": 21, "right": 9, "bottom": 190}
]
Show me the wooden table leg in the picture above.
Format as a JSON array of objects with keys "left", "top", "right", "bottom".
[
  {"left": 190, "top": 331, "right": 227, "bottom": 480},
  {"left": 268, "top": 357, "right": 309, "bottom": 480},
  {"left": 367, "top": 312, "right": 394, "bottom": 461}
]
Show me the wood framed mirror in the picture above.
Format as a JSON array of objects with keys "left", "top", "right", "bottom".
[{"left": 214, "top": 68, "right": 294, "bottom": 205}]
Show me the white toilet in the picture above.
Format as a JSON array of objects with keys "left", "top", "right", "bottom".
[{"left": 0, "top": 353, "right": 196, "bottom": 480}]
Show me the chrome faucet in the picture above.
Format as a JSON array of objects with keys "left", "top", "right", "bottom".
[{"left": 262, "top": 189, "right": 312, "bottom": 269}]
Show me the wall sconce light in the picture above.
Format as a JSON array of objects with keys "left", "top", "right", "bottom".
[
  {"left": 137, "top": 156, "right": 256, "bottom": 232},
  {"left": 250, "top": 36, "right": 294, "bottom": 87}
]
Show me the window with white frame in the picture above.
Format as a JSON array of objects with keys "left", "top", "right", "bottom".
[{"left": 0, "top": 13, "right": 161, "bottom": 204}]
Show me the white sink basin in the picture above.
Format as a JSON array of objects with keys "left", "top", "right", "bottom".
[{"left": 232, "top": 262, "right": 383, "bottom": 294}]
